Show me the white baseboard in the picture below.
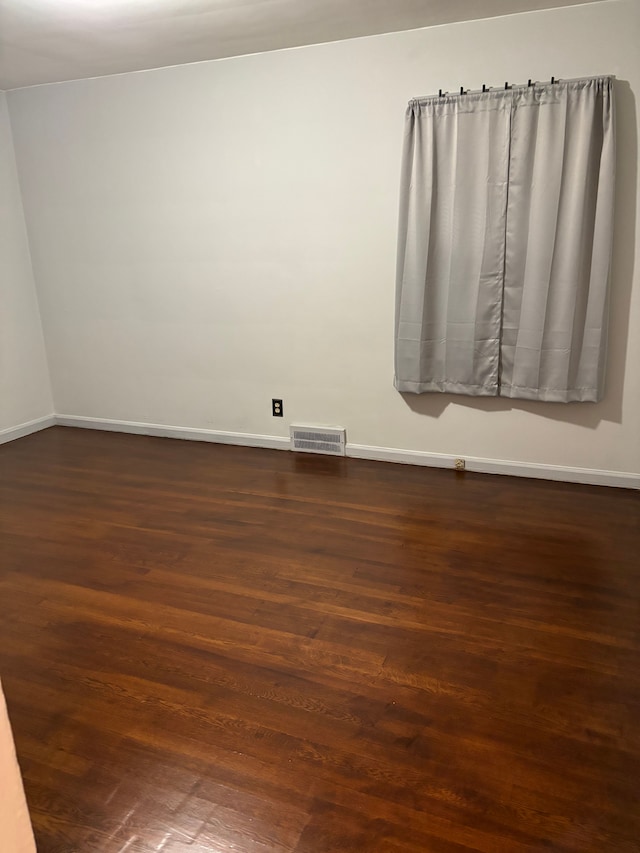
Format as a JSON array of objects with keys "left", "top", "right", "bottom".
[
  {"left": 347, "top": 443, "right": 640, "bottom": 490},
  {"left": 0, "top": 415, "right": 56, "bottom": 446},
  {"left": 11, "top": 414, "right": 635, "bottom": 490},
  {"left": 54, "top": 415, "right": 290, "bottom": 451}
]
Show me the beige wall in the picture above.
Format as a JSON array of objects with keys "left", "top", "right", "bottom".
[
  {"left": 0, "top": 681, "right": 36, "bottom": 853},
  {"left": 0, "top": 93, "right": 52, "bottom": 434},
  {"left": 7, "top": 0, "right": 640, "bottom": 475}
]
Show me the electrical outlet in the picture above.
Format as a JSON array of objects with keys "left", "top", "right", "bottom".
[
  {"left": 454, "top": 458, "right": 466, "bottom": 471},
  {"left": 272, "top": 398, "right": 283, "bottom": 417}
]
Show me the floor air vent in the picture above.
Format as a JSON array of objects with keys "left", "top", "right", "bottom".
[{"left": 290, "top": 425, "right": 346, "bottom": 456}]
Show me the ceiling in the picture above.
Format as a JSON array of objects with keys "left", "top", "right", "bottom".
[{"left": 0, "top": 0, "right": 600, "bottom": 91}]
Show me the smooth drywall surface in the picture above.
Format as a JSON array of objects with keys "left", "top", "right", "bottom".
[
  {"left": 7, "top": 0, "right": 640, "bottom": 475},
  {"left": 0, "top": 93, "right": 53, "bottom": 432}
]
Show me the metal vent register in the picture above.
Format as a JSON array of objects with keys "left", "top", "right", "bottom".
[{"left": 289, "top": 426, "right": 346, "bottom": 456}]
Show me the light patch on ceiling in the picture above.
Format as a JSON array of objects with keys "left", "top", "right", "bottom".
[{"left": 0, "top": 0, "right": 604, "bottom": 90}]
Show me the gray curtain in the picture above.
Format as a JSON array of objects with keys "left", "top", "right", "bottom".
[{"left": 395, "top": 76, "right": 616, "bottom": 402}]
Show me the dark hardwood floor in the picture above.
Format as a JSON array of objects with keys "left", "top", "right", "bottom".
[{"left": 0, "top": 426, "right": 639, "bottom": 853}]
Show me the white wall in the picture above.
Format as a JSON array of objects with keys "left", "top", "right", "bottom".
[
  {"left": 7, "top": 0, "right": 640, "bottom": 475},
  {"left": 0, "top": 93, "right": 53, "bottom": 435}
]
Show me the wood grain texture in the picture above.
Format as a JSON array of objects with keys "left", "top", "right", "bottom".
[{"left": 0, "top": 426, "right": 638, "bottom": 853}]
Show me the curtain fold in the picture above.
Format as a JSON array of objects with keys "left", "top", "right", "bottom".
[{"left": 395, "top": 76, "right": 615, "bottom": 402}]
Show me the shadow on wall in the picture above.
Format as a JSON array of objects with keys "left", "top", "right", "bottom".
[{"left": 401, "top": 79, "right": 637, "bottom": 431}]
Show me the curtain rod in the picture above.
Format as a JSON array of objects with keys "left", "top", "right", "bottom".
[{"left": 419, "top": 74, "right": 613, "bottom": 100}]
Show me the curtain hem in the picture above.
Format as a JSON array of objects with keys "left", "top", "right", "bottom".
[
  {"left": 394, "top": 378, "right": 498, "bottom": 396},
  {"left": 499, "top": 385, "right": 601, "bottom": 403}
]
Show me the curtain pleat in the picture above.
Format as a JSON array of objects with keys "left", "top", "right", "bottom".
[
  {"left": 395, "top": 94, "right": 512, "bottom": 395},
  {"left": 395, "top": 77, "right": 615, "bottom": 402},
  {"left": 501, "top": 78, "right": 615, "bottom": 401}
]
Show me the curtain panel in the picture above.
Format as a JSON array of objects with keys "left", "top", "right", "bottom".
[{"left": 394, "top": 76, "right": 616, "bottom": 402}]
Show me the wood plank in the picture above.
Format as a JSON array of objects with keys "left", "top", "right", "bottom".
[{"left": 0, "top": 426, "right": 639, "bottom": 852}]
